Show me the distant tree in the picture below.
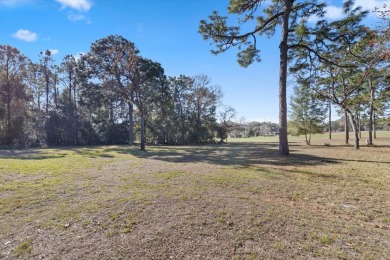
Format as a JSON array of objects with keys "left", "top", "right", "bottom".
[
  {"left": 168, "top": 75, "right": 194, "bottom": 144},
  {"left": 288, "top": 83, "right": 326, "bottom": 145},
  {"left": 83, "top": 35, "right": 140, "bottom": 146},
  {"left": 188, "top": 75, "right": 221, "bottom": 144},
  {"left": 58, "top": 55, "right": 80, "bottom": 144},
  {"left": 216, "top": 105, "right": 236, "bottom": 143},
  {"left": 39, "top": 50, "right": 54, "bottom": 115},
  {"left": 84, "top": 35, "right": 169, "bottom": 150},
  {"left": 0, "top": 45, "right": 30, "bottom": 145},
  {"left": 27, "top": 62, "right": 44, "bottom": 112},
  {"left": 147, "top": 74, "right": 172, "bottom": 144},
  {"left": 132, "top": 58, "right": 166, "bottom": 150},
  {"left": 59, "top": 55, "right": 78, "bottom": 105},
  {"left": 26, "top": 62, "right": 47, "bottom": 145}
]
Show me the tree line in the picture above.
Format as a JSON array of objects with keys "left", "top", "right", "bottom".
[{"left": 0, "top": 35, "right": 235, "bottom": 149}]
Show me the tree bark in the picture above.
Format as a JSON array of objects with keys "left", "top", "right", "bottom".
[
  {"left": 54, "top": 73, "right": 58, "bottom": 108},
  {"left": 329, "top": 99, "right": 332, "bottom": 139},
  {"left": 278, "top": 0, "right": 291, "bottom": 156},
  {"left": 373, "top": 112, "right": 376, "bottom": 139},
  {"left": 344, "top": 112, "right": 349, "bottom": 144},
  {"left": 45, "top": 73, "right": 49, "bottom": 115},
  {"left": 128, "top": 102, "right": 134, "bottom": 145},
  {"left": 140, "top": 115, "right": 146, "bottom": 151},
  {"left": 368, "top": 78, "right": 374, "bottom": 145},
  {"left": 358, "top": 112, "right": 361, "bottom": 139},
  {"left": 346, "top": 111, "right": 359, "bottom": 149}
]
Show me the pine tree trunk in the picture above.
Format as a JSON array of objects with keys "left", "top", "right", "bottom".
[
  {"left": 140, "top": 115, "right": 146, "bottom": 151},
  {"left": 329, "top": 99, "right": 332, "bottom": 139},
  {"left": 368, "top": 78, "right": 374, "bottom": 145},
  {"left": 373, "top": 112, "right": 376, "bottom": 139},
  {"left": 358, "top": 112, "right": 361, "bottom": 139},
  {"left": 278, "top": 0, "right": 291, "bottom": 156},
  {"left": 54, "top": 74, "right": 58, "bottom": 108},
  {"left": 346, "top": 111, "right": 359, "bottom": 149},
  {"left": 46, "top": 74, "right": 49, "bottom": 115},
  {"left": 344, "top": 112, "right": 349, "bottom": 144},
  {"left": 128, "top": 102, "right": 134, "bottom": 145}
]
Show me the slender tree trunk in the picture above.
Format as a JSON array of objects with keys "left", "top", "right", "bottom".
[
  {"left": 329, "top": 101, "right": 332, "bottom": 139},
  {"left": 45, "top": 74, "right": 49, "bottom": 115},
  {"left": 373, "top": 112, "right": 376, "bottom": 139},
  {"left": 54, "top": 74, "right": 58, "bottom": 108},
  {"left": 180, "top": 106, "right": 186, "bottom": 144},
  {"left": 347, "top": 111, "right": 359, "bottom": 149},
  {"left": 140, "top": 115, "right": 146, "bottom": 151},
  {"left": 358, "top": 112, "right": 361, "bottom": 139},
  {"left": 344, "top": 112, "right": 349, "bottom": 144},
  {"left": 73, "top": 82, "right": 77, "bottom": 107},
  {"left": 69, "top": 72, "right": 73, "bottom": 104},
  {"left": 328, "top": 85, "right": 332, "bottom": 139},
  {"left": 128, "top": 102, "right": 134, "bottom": 145},
  {"left": 278, "top": 0, "right": 291, "bottom": 156},
  {"left": 368, "top": 78, "right": 374, "bottom": 145}
]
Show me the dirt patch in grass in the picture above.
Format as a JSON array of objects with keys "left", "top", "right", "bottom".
[{"left": 0, "top": 133, "right": 389, "bottom": 259}]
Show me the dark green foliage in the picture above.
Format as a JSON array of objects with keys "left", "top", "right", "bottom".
[{"left": 0, "top": 35, "right": 225, "bottom": 147}]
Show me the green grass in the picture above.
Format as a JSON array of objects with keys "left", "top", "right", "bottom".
[
  {"left": 14, "top": 239, "right": 32, "bottom": 259},
  {"left": 0, "top": 132, "right": 389, "bottom": 259}
]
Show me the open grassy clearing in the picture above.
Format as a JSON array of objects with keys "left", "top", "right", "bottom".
[{"left": 0, "top": 132, "right": 389, "bottom": 259}]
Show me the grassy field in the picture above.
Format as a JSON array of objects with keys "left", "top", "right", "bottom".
[{"left": 0, "top": 132, "right": 389, "bottom": 259}]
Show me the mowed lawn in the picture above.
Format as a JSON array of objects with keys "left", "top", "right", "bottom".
[{"left": 0, "top": 132, "right": 389, "bottom": 259}]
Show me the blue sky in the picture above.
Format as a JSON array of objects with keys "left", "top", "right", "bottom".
[{"left": 0, "top": 0, "right": 387, "bottom": 122}]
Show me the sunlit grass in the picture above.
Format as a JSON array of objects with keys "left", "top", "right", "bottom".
[{"left": 0, "top": 133, "right": 389, "bottom": 258}]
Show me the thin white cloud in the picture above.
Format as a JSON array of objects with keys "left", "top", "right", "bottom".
[
  {"left": 56, "top": 0, "right": 92, "bottom": 12},
  {"left": 12, "top": 29, "right": 37, "bottom": 42},
  {"left": 56, "top": 0, "right": 93, "bottom": 23},
  {"left": 0, "top": 0, "right": 35, "bottom": 7},
  {"left": 324, "top": 6, "right": 344, "bottom": 20},
  {"left": 308, "top": 5, "right": 344, "bottom": 23},
  {"left": 67, "top": 12, "right": 91, "bottom": 23},
  {"left": 49, "top": 49, "right": 59, "bottom": 55}
]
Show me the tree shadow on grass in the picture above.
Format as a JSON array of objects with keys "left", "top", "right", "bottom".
[
  {"left": 0, "top": 149, "right": 68, "bottom": 160},
  {"left": 0, "top": 146, "right": 115, "bottom": 160},
  {"left": 102, "top": 142, "right": 342, "bottom": 168}
]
